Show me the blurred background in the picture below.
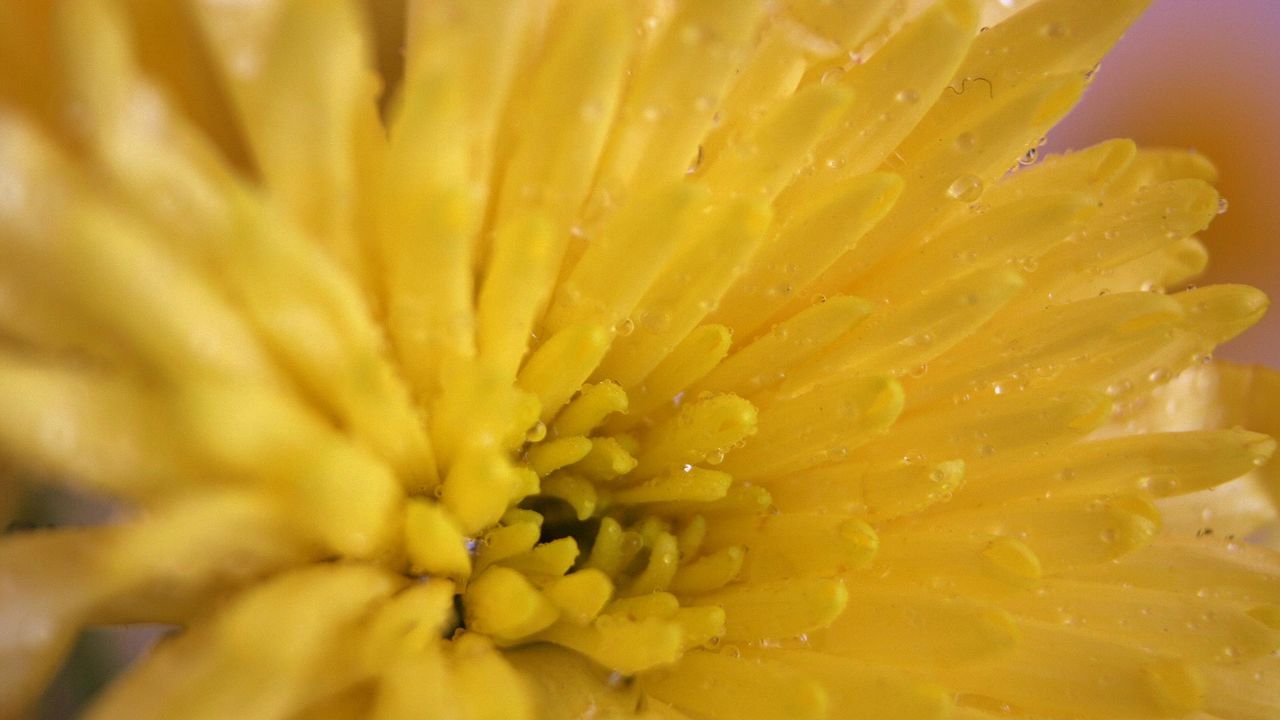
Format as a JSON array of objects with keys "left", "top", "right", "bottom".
[{"left": 1046, "top": 0, "right": 1280, "bottom": 366}]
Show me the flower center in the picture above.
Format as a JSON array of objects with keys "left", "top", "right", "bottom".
[{"left": 401, "top": 368, "right": 785, "bottom": 674}]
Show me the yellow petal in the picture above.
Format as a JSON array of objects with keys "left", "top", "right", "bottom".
[
  {"left": 696, "top": 577, "right": 848, "bottom": 642},
  {"left": 642, "top": 650, "right": 828, "bottom": 720},
  {"left": 403, "top": 500, "right": 471, "bottom": 580},
  {"left": 88, "top": 565, "right": 401, "bottom": 720}
]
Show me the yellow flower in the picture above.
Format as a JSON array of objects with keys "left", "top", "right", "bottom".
[{"left": 1, "top": 0, "right": 1278, "bottom": 718}]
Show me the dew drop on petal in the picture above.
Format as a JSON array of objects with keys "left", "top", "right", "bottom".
[
  {"left": 525, "top": 421, "right": 547, "bottom": 443},
  {"left": 580, "top": 100, "right": 603, "bottom": 122},
  {"left": 680, "top": 24, "right": 705, "bottom": 46},
  {"left": 946, "top": 174, "right": 984, "bottom": 202},
  {"left": 686, "top": 145, "right": 703, "bottom": 175}
]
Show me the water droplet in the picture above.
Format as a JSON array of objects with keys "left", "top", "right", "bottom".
[
  {"left": 1217, "top": 197, "right": 1229, "bottom": 215},
  {"left": 230, "top": 48, "right": 260, "bottom": 78},
  {"left": 1043, "top": 21, "right": 1068, "bottom": 38},
  {"left": 825, "top": 156, "right": 845, "bottom": 170},
  {"left": 1084, "top": 62, "right": 1102, "bottom": 80},
  {"left": 686, "top": 145, "right": 703, "bottom": 175},
  {"left": 705, "top": 448, "right": 725, "bottom": 465},
  {"left": 640, "top": 310, "right": 672, "bottom": 333},
  {"left": 1147, "top": 367, "right": 1170, "bottom": 383},
  {"left": 820, "top": 66, "right": 845, "bottom": 86},
  {"left": 904, "top": 332, "right": 934, "bottom": 347},
  {"left": 946, "top": 174, "right": 984, "bottom": 202},
  {"left": 580, "top": 100, "right": 603, "bottom": 121},
  {"left": 1034, "top": 364, "right": 1061, "bottom": 379},
  {"left": 954, "top": 132, "right": 977, "bottom": 151},
  {"left": 894, "top": 88, "right": 919, "bottom": 104},
  {"left": 908, "top": 363, "right": 929, "bottom": 378},
  {"left": 1014, "top": 256, "right": 1039, "bottom": 272},
  {"left": 1105, "top": 380, "right": 1132, "bottom": 397},
  {"left": 1018, "top": 147, "right": 1038, "bottom": 165},
  {"left": 525, "top": 421, "right": 547, "bottom": 443},
  {"left": 615, "top": 317, "right": 636, "bottom": 337},
  {"left": 978, "top": 444, "right": 996, "bottom": 457},
  {"left": 1146, "top": 476, "right": 1179, "bottom": 494}
]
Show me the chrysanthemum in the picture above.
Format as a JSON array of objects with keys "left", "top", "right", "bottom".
[{"left": 2, "top": 0, "right": 1278, "bottom": 717}]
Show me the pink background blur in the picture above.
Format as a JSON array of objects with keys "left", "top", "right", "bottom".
[{"left": 1046, "top": 0, "right": 1280, "bottom": 366}]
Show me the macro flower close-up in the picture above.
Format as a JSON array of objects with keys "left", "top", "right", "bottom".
[{"left": 2, "top": 0, "right": 1279, "bottom": 718}]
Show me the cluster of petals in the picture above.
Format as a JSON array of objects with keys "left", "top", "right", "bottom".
[{"left": 0, "top": 1, "right": 1277, "bottom": 719}]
